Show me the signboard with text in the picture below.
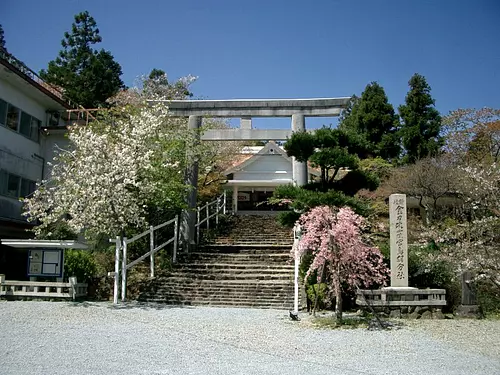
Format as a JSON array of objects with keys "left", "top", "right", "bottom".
[{"left": 27, "top": 249, "right": 63, "bottom": 277}]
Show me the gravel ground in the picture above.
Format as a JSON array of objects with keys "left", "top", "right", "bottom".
[{"left": 1, "top": 301, "right": 499, "bottom": 375}]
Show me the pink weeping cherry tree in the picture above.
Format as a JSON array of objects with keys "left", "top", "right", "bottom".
[{"left": 296, "top": 206, "right": 389, "bottom": 322}]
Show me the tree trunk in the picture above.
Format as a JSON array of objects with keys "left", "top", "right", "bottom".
[{"left": 333, "top": 271, "right": 342, "bottom": 323}]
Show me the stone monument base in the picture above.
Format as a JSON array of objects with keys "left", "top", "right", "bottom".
[{"left": 356, "top": 287, "right": 447, "bottom": 319}]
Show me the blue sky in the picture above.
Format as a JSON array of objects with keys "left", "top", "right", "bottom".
[{"left": 1, "top": 0, "right": 499, "bottom": 129}]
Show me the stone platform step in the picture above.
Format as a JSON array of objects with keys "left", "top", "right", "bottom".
[{"left": 139, "top": 298, "right": 294, "bottom": 309}]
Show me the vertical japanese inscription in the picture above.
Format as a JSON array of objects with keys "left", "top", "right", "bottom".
[{"left": 389, "top": 194, "right": 408, "bottom": 287}]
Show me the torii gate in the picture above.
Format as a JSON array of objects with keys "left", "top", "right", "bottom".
[{"left": 152, "top": 98, "right": 350, "bottom": 250}]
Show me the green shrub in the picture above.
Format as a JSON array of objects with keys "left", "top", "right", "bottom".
[
  {"left": 408, "top": 243, "right": 460, "bottom": 312},
  {"left": 306, "top": 283, "right": 331, "bottom": 310},
  {"left": 477, "top": 280, "right": 500, "bottom": 315},
  {"left": 64, "top": 250, "right": 97, "bottom": 284}
]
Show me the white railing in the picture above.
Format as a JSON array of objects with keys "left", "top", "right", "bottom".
[
  {"left": 0, "top": 275, "right": 87, "bottom": 300},
  {"left": 195, "top": 191, "right": 227, "bottom": 244},
  {"left": 109, "top": 192, "right": 228, "bottom": 304},
  {"left": 110, "top": 216, "right": 179, "bottom": 304}
]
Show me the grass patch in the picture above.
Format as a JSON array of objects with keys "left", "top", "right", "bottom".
[{"left": 311, "top": 315, "right": 369, "bottom": 329}]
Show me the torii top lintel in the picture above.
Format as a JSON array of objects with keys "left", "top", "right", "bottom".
[{"left": 151, "top": 97, "right": 351, "bottom": 117}]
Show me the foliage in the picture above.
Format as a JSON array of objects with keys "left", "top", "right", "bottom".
[
  {"left": 23, "top": 102, "right": 190, "bottom": 240},
  {"left": 384, "top": 156, "right": 460, "bottom": 224},
  {"left": 358, "top": 157, "right": 394, "bottom": 182},
  {"left": 399, "top": 73, "right": 443, "bottom": 163},
  {"left": 284, "top": 126, "right": 376, "bottom": 194},
  {"left": 296, "top": 206, "right": 389, "bottom": 322},
  {"left": 306, "top": 283, "right": 330, "bottom": 310},
  {"left": 39, "top": 11, "right": 124, "bottom": 108},
  {"left": 64, "top": 250, "right": 98, "bottom": 283},
  {"left": 109, "top": 70, "right": 240, "bottom": 202},
  {"left": 0, "top": 24, "right": 6, "bottom": 51},
  {"left": 339, "top": 83, "right": 401, "bottom": 160},
  {"left": 271, "top": 184, "right": 369, "bottom": 227},
  {"left": 407, "top": 243, "right": 460, "bottom": 312},
  {"left": 33, "top": 221, "right": 78, "bottom": 240},
  {"left": 108, "top": 68, "right": 197, "bottom": 106},
  {"left": 442, "top": 107, "right": 500, "bottom": 164}
]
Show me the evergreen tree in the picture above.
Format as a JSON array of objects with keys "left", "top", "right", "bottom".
[
  {"left": 399, "top": 73, "right": 443, "bottom": 163},
  {"left": 143, "top": 68, "right": 193, "bottom": 99},
  {"left": 0, "top": 24, "right": 6, "bottom": 52},
  {"left": 339, "top": 83, "right": 401, "bottom": 160},
  {"left": 40, "top": 11, "right": 124, "bottom": 108}
]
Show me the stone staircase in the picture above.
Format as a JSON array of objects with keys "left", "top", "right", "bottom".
[{"left": 138, "top": 215, "right": 297, "bottom": 309}]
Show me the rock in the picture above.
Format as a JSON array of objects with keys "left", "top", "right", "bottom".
[
  {"left": 389, "top": 309, "right": 401, "bottom": 319},
  {"left": 421, "top": 311, "right": 432, "bottom": 319},
  {"left": 433, "top": 310, "right": 445, "bottom": 319},
  {"left": 455, "top": 305, "right": 483, "bottom": 319},
  {"left": 409, "top": 311, "right": 420, "bottom": 319}
]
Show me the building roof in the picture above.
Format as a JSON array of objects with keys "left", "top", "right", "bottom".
[
  {"left": 0, "top": 239, "right": 88, "bottom": 249},
  {"left": 0, "top": 49, "right": 73, "bottom": 111},
  {"left": 223, "top": 141, "right": 290, "bottom": 176}
]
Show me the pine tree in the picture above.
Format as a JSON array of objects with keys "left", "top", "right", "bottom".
[
  {"left": 339, "top": 83, "right": 401, "bottom": 160},
  {"left": 399, "top": 73, "right": 443, "bottom": 163},
  {"left": 40, "top": 11, "right": 124, "bottom": 108},
  {"left": 0, "top": 24, "right": 6, "bottom": 52}
]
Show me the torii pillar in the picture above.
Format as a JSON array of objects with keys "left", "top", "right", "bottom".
[
  {"left": 291, "top": 114, "right": 308, "bottom": 186},
  {"left": 181, "top": 115, "right": 201, "bottom": 251}
]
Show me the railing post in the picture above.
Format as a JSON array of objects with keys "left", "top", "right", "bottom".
[
  {"left": 223, "top": 190, "right": 227, "bottom": 215},
  {"left": 173, "top": 216, "right": 179, "bottom": 263},
  {"left": 294, "top": 243, "right": 299, "bottom": 314},
  {"left": 216, "top": 198, "right": 220, "bottom": 225},
  {"left": 113, "top": 236, "right": 120, "bottom": 305},
  {"left": 197, "top": 207, "right": 201, "bottom": 245},
  {"left": 69, "top": 276, "right": 77, "bottom": 301},
  {"left": 149, "top": 226, "right": 155, "bottom": 278},
  {"left": 121, "top": 237, "right": 127, "bottom": 302},
  {"left": 206, "top": 204, "right": 210, "bottom": 230},
  {"left": 0, "top": 274, "right": 5, "bottom": 294}
]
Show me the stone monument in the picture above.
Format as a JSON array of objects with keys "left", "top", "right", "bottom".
[
  {"left": 355, "top": 193, "right": 447, "bottom": 317},
  {"left": 389, "top": 194, "right": 409, "bottom": 287}
]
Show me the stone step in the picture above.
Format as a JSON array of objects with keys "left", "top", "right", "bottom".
[
  {"left": 176, "top": 264, "right": 293, "bottom": 271},
  {"left": 141, "top": 290, "right": 294, "bottom": 299},
  {"left": 139, "top": 298, "right": 294, "bottom": 309},
  {"left": 147, "top": 278, "right": 293, "bottom": 286},
  {"left": 163, "top": 273, "right": 293, "bottom": 281},
  {"left": 181, "top": 254, "right": 292, "bottom": 263},
  {"left": 142, "top": 293, "right": 294, "bottom": 302},
  {"left": 145, "top": 280, "right": 293, "bottom": 293},
  {"left": 196, "top": 246, "right": 292, "bottom": 253},
  {"left": 138, "top": 214, "right": 296, "bottom": 309}
]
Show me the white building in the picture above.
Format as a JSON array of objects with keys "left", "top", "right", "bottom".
[
  {"left": 223, "top": 141, "right": 318, "bottom": 213},
  {"left": 0, "top": 51, "right": 79, "bottom": 279}
]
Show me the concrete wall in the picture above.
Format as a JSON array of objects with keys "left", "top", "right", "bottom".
[{"left": 0, "top": 77, "right": 68, "bottom": 222}]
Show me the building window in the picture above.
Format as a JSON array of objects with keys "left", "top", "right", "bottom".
[
  {"left": 6, "top": 104, "right": 20, "bottom": 131},
  {"left": 20, "top": 111, "right": 32, "bottom": 137},
  {"left": 7, "top": 174, "right": 20, "bottom": 197},
  {"left": 0, "top": 97, "right": 41, "bottom": 142},
  {"left": 0, "top": 170, "right": 36, "bottom": 199},
  {"left": 30, "top": 117, "right": 41, "bottom": 142},
  {"left": 20, "top": 179, "right": 36, "bottom": 198},
  {"left": 0, "top": 99, "right": 7, "bottom": 125}
]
